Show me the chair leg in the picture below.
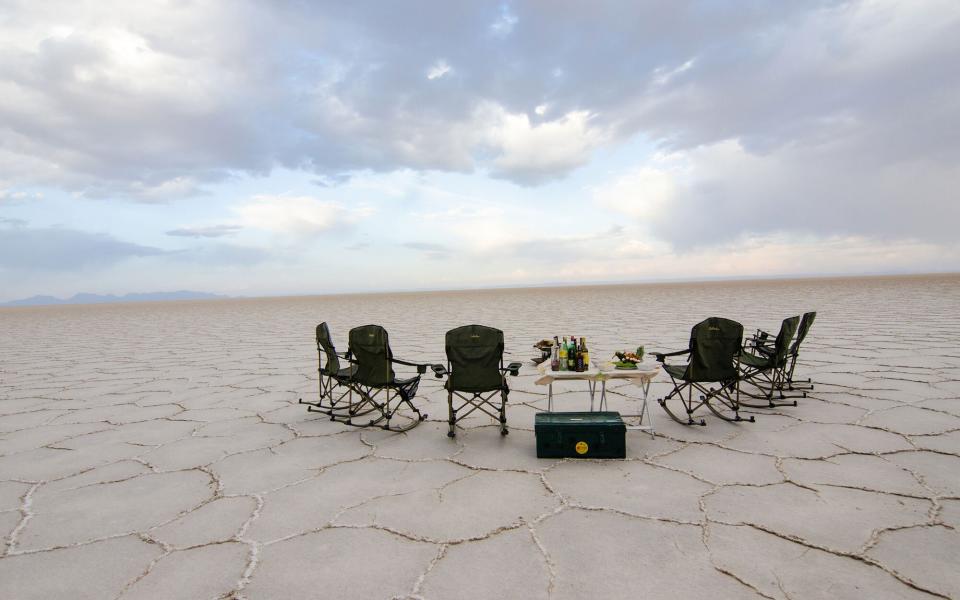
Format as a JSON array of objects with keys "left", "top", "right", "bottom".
[
  {"left": 740, "top": 369, "right": 796, "bottom": 408},
  {"left": 658, "top": 380, "right": 706, "bottom": 426},
  {"left": 447, "top": 390, "right": 456, "bottom": 438},
  {"left": 379, "top": 389, "right": 426, "bottom": 433},
  {"left": 499, "top": 389, "right": 508, "bottom": 435},
  {"left": 783, "top": 358, "right": 813, "bottom": 396},
  {"left": 704, "top": 381, "right": 755, "bottom": 424},
  {"left": 772, "top": 369, "right": 798, "bottom": 407}
]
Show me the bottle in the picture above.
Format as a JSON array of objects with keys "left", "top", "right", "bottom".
[
  {"left": 575, "top": 340, "right": 584, "bottom": 372},
  {"left": 568, "top": 336, "right": 577, "bottom": 371},
  {"left": 559, "top": 337, "right": 568, "bottom": 371},
  {"left": 550, "top": 337, "right": 560, "bottom": 371},
  {"left": 581, "top": 337, "right": 589, "bottom": 371}
]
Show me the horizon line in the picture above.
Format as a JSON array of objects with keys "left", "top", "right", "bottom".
[{"left": 5, "top": 269, "right": 959, "bottom": 308}]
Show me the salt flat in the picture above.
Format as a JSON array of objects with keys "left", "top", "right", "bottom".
[{"left": 1, "top": 275, "right": 959, "bottom": 599}]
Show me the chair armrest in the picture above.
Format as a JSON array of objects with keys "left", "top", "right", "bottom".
[
  {"left": 391, "top": 357, "right": 430, "bottom": 374},
  {"left": 753, "top": 344, "right": 775, "bottom": 357},
  {"left": 748, "top": 330, "right": 771, "bottom": 346},
  {"left": 500, "top": 362, "right": 522, "bottom": 376},
  {"left": 432, "top": 364, "right": 448, "bottom": 378},
  {"left": 653, "top": 349, "right": 690, "bottom": 362},
  {"left": 744, "top": 335, "right": 775, "bottom": 354}
]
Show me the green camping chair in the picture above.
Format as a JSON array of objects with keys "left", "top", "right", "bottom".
[
  {"left": 784, "top": 311, "right": 816, "bottom": 394},
  {"left": 655, "top": 317, "right": 754, "bottom": 426},
  {"left": 299, "top": 322, "right": 363, "bottom": 417},
  {"left": 431, "top": 325, "right": 522, "bottom": 438},
  {"left": 750, "top": 311, "right": 817, "bottom": 396},
  {"left": 738, "top": 315, "right": 800, "bottom": 408},
  {"left": 337, "top": 324, "right": 431, "bottom": 432}
]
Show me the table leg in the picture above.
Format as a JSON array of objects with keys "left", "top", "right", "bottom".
[
  {"left": 548, "top": 382, "right": 553, "bottom": 412},
  {"left": 587, "top": 380, "right": 596, "bottom": 412},
  {"left": 640, "top": 379, "right": 654, "bottom": 439},
  {"left": 601, "top": 380, "right": 607, "bottom": 411}
]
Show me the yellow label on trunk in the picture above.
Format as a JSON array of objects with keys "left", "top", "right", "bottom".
[{"left": 575, "top": 441, "right": 589, "bottom": 454}]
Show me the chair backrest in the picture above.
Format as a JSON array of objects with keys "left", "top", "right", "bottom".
[
  {"left": 348, "top": 324, "right": 395, "bottom": 386},
  {"left": 790, "top": 312, "right": 816, "bottom": 354},
  {"left": 445, "top": 325, "right": 504, "bottom": 392},
  {"left": 316, "top": 322, "right": 340, "bottom": 375},
  {"left": 772, "top": 315, "right": 801, "bottom": 364},
  {"left": 685, "top": 317, "right": 744, "bottom": 382}
]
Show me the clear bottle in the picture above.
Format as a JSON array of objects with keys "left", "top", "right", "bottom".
[
  {"left": 581, "top": 337, "right": 590, "bottom": 371},
  {"left": 550, "top": 337, "right": 560, "bottom": 371},
  {"left": 559, "top": 336, "right": 568, "bottom": 371}
]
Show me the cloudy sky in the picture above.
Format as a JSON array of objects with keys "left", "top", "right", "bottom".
[{"left": 1, "top": 0, "right": 958, "bottom": 301}]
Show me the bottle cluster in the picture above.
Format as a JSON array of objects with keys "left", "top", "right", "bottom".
[{"left": 550, "top": 336, "right": 589, "bottom": 372}]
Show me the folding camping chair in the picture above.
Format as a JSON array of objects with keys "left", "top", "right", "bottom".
[
  {"left": 749, "top": 311, "right": 816, "bottom": 395},
  {"left": 299, "top": 322, "right": 362, "bottom": 417},
  {"left": 739, "top": 315, "right": 800, "bottom": 408},
  {"left": 655, "top": 317, "right": 754, "bottom": 426},
  {"left": 431, "top": 325, "right": 522, "bottom": 438},
  {"left": 336, "top": 324, "right": 431, "bottom": 432},
  {"left": 784, "top": 311, "right": 816, "bottom": 393}
]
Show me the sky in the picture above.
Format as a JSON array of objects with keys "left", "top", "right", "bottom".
[{"left": 1, "top": 0, "right": 959, "bottom": 301}]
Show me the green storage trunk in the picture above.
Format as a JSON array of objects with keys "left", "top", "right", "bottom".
[{"left": 535, "top": 412, "right": 626, "bottom": 459}]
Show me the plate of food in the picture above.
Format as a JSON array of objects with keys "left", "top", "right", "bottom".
[{"left": 613, "top": 346, "right": 644, "bottom": 369}]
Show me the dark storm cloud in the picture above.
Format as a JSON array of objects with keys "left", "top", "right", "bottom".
[{"left": 0, "top": 226, "right": 163, "bottom": 270}]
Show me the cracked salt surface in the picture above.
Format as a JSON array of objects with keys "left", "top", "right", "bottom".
[{"left": 1, "top": 275, "right": 959, "bottom": 599}]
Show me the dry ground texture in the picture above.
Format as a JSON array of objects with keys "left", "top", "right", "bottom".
[{"left": 1, "top": 275, "right": 959, "bottom": 599}]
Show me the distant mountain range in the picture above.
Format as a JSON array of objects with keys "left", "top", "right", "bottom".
[{"left": 2, "top": 291, "right": 229, "bottom": 307}]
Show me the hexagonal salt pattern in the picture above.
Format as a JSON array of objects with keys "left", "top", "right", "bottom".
[
  {"left": 0, "top": 536, "right": 163, "bottom": 599},
  {"left": 2, "top": 276, "right": 960, "bottom": 598}
]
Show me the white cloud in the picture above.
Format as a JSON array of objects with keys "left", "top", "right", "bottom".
[
  {"left": 490, "top": 6, "right": 519, "bottom": 37},
  {"left": 651, "top": 58, "right": 695, "bottom": 86},
  {"left": 0, "top": 0, "right": 957, "bottom": 203},
  {"left": 594, "top": 135, "right": 960, "bottom": 249},
  {"left": 593, "top": 163, "right": 682, "bottom": 220},
  {"left": 0, "top": 189, "right": 40, "bottom": 202},
  {"left": 416, "top": 204, "right": 504, "bottom": 221},
  {"left": 235, "top": 195, "right": 372, "bottom": 236},
  {"left": 476, "top": 103, "right": 609, "bottom": 183},
  {"left": 2, "top": 0, "right": 959, "bottom": 296},
  {"left": 610, "top": 238, "right": 667, "bottom": 259},
  {"left": 166, "top": 224, "right": 242, "bottom": 238},
  {"left": 426, "top": 60, "right": 452, "bottom": 80},
  {"left": 128, "top": 176, "right": 205, "bottom": 202}
]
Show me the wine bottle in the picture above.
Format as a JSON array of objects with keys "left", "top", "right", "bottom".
[
  {"left": 568, "top": 336, "right": 577, "bottom": 371},
  {"left": 581, "top": 337, "right": 589, "bottom": 371},
  {"left": 575, "top": 340, "right": 584, "bottom": 372},
  {"left": 559, "top": 337, "right": 568, "bottom": 371}
]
